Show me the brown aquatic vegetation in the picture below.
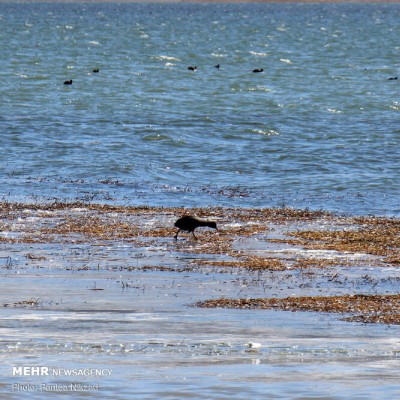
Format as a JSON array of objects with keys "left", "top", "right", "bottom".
[
  {"left": 3, "top": 298, "right": 43, "bottom": 309},
  {"left": 196, "top": 294, "right": 400, "bottom": 325},
  {"left": 292, "top": 257, "right": 364, "bottom": 269},
  {"left": 42, "top": 216, "right": 140, "bottom": 239},
  {"left": 180, "top": 234, "right": 234, "bottom": 256},
  {"left": 0, "top": 200, "right": 399, "bottom": 264},
  {"left": 196, "top": 256, "right": 286, "bottom": 271},
  {"left": 291, "top": 218, "right": 400, "bottom": 264},
  {"left": 1, "top": 201, "right": 400, "bottom": 325},
  {"left": 25, "top": 253, "right": 47, "bottom": 261},
  {"left": 0, "top": 201, "right": 399, "bottom": 262},
  {"left": 344, "top": 314, "right": 400, "bottom": 324}
]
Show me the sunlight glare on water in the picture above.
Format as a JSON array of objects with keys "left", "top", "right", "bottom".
[
  {"left": 0, "top": 3, "right": 399, "bottom": 215},
  {"left": 1, "top": 3, "right": 400, "bottom": 399}
]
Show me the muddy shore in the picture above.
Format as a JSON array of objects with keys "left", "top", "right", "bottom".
[{"left": 1, "top": 201, "right": 399, "bottom": 325}]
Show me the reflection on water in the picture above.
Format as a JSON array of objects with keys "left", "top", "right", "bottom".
[{"left": 1, "top": 300, "right": 399, "bottom": 399}]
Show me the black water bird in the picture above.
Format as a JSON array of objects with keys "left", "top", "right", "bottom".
[
  {"left": 63, "top": 79, "right": 73, "bottom": 85},
  {"left": 214, "top": 64, "right": 220, "bottom": 69},
  {"left": 174, "top": 216, "right": 217, "bottom": 240},
  {"left": 388, "top": 76, "right": 398, "bottom": 81},
  {"left": 93, "top": 68, "right": 100, "bottom": 73},
  {"left": 188, "top": 66, "right": 197, "bottom": 71},
  {"left": 252, "top": 68, "right": 264, "bottom": 73}
]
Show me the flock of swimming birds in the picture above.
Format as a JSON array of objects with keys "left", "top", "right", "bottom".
[
  {"left": 64, "top": 65, "right": 398, "bottom": 85},
  {"left": 63, "top": 68, "right": 100, "bottom": 85},
  {"left": 63, "top": 65, "right": 264, "bottom": 85}
]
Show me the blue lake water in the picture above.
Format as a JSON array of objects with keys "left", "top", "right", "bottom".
[
  {"left": 1, "top": 5, "right": 400, "bottom": 397},
  {"left": 1, "top": 2, "right": 399, "bottom": 215}
]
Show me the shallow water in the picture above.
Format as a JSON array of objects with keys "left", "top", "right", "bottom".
[
  {"left": 1, "top": 267, "right": 400, "bottom": 400},
  {"left": 1, "top": 2, "right": 400, "bottom": 215},
  {"left": 1, "top": 272, "right": 400, "bottom": 399},
  {"left": 1, "top": 206, "right": 400, "bottom": 399}
]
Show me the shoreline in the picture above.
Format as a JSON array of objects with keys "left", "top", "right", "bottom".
[
  {"left": 1, "top": 200, "right": 399, "bottom": 398},
  {"left": 1, "top": 200, "right": 399, "bottom": 324}
]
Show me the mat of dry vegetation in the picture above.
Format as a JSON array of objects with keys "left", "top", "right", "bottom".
[{"left": 1, "top": 201, "right": 399, "bottom": 324}]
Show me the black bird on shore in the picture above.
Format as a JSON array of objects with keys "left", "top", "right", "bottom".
[{"left": 174, "top": 216, "right": 217, "bottom": 240}]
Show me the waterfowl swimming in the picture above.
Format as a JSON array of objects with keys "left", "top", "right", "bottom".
[
  {"left": 214, "top": 64, "right": 220, "bottom": 69},
  {"left": 63, "top": 79, "right": 73, "bottom": 85},
  {"left": 188, "top": 66, "right": 197, "bottom": 71},
  {"left": 174, "top": 216, "right": 217, "bottom": 240},
  {"left": 388, "top": 76, "right": 398, "bottom": 81},
  {"left": 93, "top": 68, "right": 100, "bottom": 73},
  {"left": 252, "top": 68, "right": 264, "bottom": 73}
]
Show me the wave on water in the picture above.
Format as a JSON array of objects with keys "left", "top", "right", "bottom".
[{"left": 0, "top": 2, "right": 399, "bottom": 216}]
